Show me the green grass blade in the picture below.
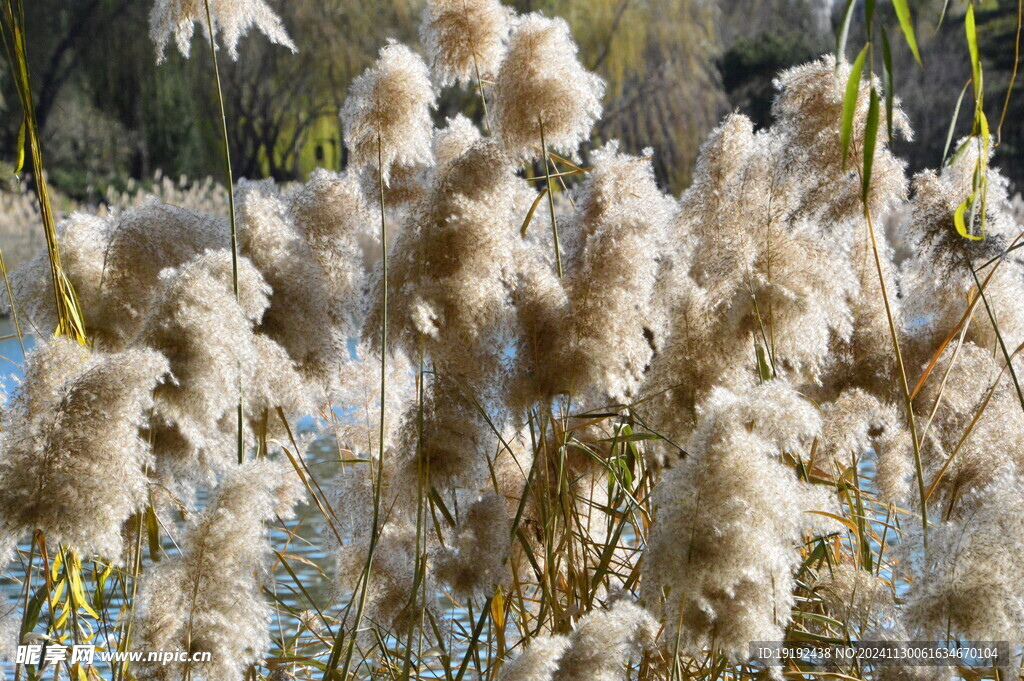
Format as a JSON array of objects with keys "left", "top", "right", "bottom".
[
  {"left": 881, "top": 27, "right": 895, "bottom": 143},
  {"left": 966, "top": 2, "right": 982, "bottom": 93},
  {"left": 942, "top": 81, "right": 971, "bottom": 164},
  {"left": 954, "top": 196, "right": 983, "bottom": 241},
  {"left": 13, "top": 117, "right": 25, "bottom": 176},
  {"left": 863, "top": 87, "right": 880, "bottom": 202},
  {"left": 835, "top": 0, "right": 857, "bottom": 62},
  {"left": 892, "top": 0, "right": 922, "bottom": 66},
  {"left": 841, "top": 45, "right": 869, "bottom": 170}
]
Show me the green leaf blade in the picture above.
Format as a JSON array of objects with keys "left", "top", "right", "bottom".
[
  {"left": 954, "top": 197, "right": 984, "bottom": 241},
  {"left": 836, "top": 0, "right": 857, "bottom": 63},
  {"left": 881, "top": 28, "right": 895, "bottom": 143},
  {"left": 841, "top": 45, "right": 869, "bottom": 170},
  {"left": 863, "top": 87, "right": 880, "bottom": 203},
  {"left": 966, "top": 2, "right": 982, "bottom": 92},
  {"left": 892, "top": 0, "right": 922, "bottom": 66}
]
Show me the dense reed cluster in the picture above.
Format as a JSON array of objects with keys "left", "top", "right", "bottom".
[{"left": 1, "top": 0, "right": 1023, "bottom": 678}]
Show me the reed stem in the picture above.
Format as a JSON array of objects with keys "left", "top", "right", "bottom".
[
  {"left": 538, "top": 117, "right": 562, "bottom": 278},
  {"left": 201, "top": 0, "right": 244, "bottom": 465}
]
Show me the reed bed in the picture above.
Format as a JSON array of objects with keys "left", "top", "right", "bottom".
[{"left": 0, "top": 0, "right": 1023, "bottom": 680}]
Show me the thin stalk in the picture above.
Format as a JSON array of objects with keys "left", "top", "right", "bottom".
[
  {"left": 333, "top": 134, "right": 388, "bottom": 681},
  {"left": 13, "top": 536, "right": 36, "bottom": 681},
  {"left": 967, "top": 262, "right": 1024, "bottom": 413},
  {"left": 538, "top": 117, "right": 563, "bottom": 278},
  {"left": 377, "top": 132, "right": 388, "bottom": 476},
  {"left": 276, "top": 406, "right": 347, "bottom": 546},
  {"left": 34, "top": 532, "right": 59, "bottom": 643},
  {"left": 453, "top": 598, "right": 494, "bottom": 681},
  {"left": 0, "top": 246, "right": 26, "bottom": 356},
  {"left": 470, "top": 51, "right": 491, "bottom": 134},
  {"left": 1, "top": 0, "right": 87, "bottom": 344},
  {"left": 201, "top": 0, "right": 244, "bottom": 465},
  {"left": 399, "top": 336, "right": 428, "bottom": 681},
  {"left": 113, "top": 504, "right": 147, "bottom": 681},
  {"left": 996, "top": 0, "right": 1022, "bottom": 144},
  {"left": 863, "top": 204, "right": 927, "bottom": 548}
]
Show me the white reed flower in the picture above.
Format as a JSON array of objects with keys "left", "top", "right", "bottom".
[
  {"left": 134, "top": 458, "right": 304, "bottom": 681},
  {"left": 333, "top": 516, "right": 437, "bottom": 636},
  {"left": 911, "top": 342, "right": 1024, "bottom": 511},
  {"left": 509, "top": 221, "right": 571, "bottom": 410},
  {"left": 902, "top": 473, "right": 1024, "bottom": 641},
  {"left": 642, "top": 78, "right": 906, "bottom": 438},
  {"left": 552, "top": 600, "right": 658, "bottom": 681},
  {"left": 421, "top": 0, "right": 512, "bottom": 86},
  {"left": 396, "top": 376, "right": 498, "bottom": 489},
  {"left": 5, "top": 212, "right": 110, "bottom": 345},
  {"left": 491, "top": 13, "right": 605, "bottom": 160},
  {"left": 898, "top": 147, "right": 1024, "bottom": 355},
  {"left": 643, "top": 380, "right": 840, "bottom": 659},
  {"left": 288, "top": 169, "right": 372, "bottom": 326},
  {"left": 814, "top": 564, "right": 896, "bottom": 632},
  {"left": 819, "top": 389, "right": 911, "bottom": 502},
  {"left": 330, "top": 341, "right": 417, "bottom": 459},
  {"left": 772, "top": 55, "right": 910, "bottom": 223},
  {"left": 364, "top": 139, "right": 528, "bottom": 392},
  {"left": 496, "top": 633, "right": 570, "bottom": 681},
  {"left": 0, "top": 338, "right": 167, "bottom": 561},
  {"left": 238, "top": 180, "right": 351, "bottom": 401},
  {"left": 8, "top": 201, "right": 224, "bottom": 350},
  {"left": 433, "top": 491, "right": 511, "bottom": 599},
  {"left": 557, "top": 142, "right": 677, "bottom": 401},
  {"left": 433, "top": 114, "right": 483, "bottom": 167},
  {"left": 341, "top": 41, "right": 436, "bottom": 183},
  {"left": 149, "top": 0, "right": 297, "bottom": 62},
  {"left": 137, "top": 249, "right": 307, "bottom": 490},
  {"left": 497, "top": 600, "right": 657, "bottom": 681}
]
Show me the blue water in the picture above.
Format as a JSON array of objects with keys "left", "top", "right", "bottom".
[{"left": 0, "top": 317, "right": 32, "bottom": 387}]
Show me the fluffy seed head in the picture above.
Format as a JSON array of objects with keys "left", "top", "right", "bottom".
[
  {"left": 772, "top": 54, "right": 910, "bottom": 223},
  {"left": 902, "top": 474, "right": 1024, "bottom": 641},
  {"left": 287, "top": 168, "right": 372, "bottom": 322},
  {"left": 341, "top": 41, "right": 437, "bottom": 183},
  {"left": 137, "top": 250, "right": 306, "bottom": 489},
  {"left": 814, "top": 564, "right": 896, "bottom": 632},
  {"left": 149, "top": 0, "right": 297, "bottom": 62},
  {"left": 497, "top": 635, "right": 571, "bottom": 681},
  {"left": 491, "top": 13, "right": 605, "bottom": 160},
  {"left": 433, "top": 491, "right": 511, "bottom": 599},
  {"left": 134, "top": 458, "right": 303, "bottom": 681},
  {"left": 8, "top": 201, "right": 224, "bottom": 351},
  {"left": 644, "top": 380, "right": 839, "bottom": 659},
  {"left": 421, "top": 0, "right": 512, "bottom": 86},
  {"left": 0, "top": 339, "right": 167, "bottom": 561},
  {"left": 433, "top": 114, "right": 484, "bottom": 167},
  {"left": 238, "top": 180, "right": 350, "bottom": 400},
  {"left": 552, "top": 600, "right": 658, "bottom": 681},
  {"left": 365, "top": 139, "right": 526, "bottom": 392},
  {"left": 556, "top": 142, "right": 677, "bottom": 401}
]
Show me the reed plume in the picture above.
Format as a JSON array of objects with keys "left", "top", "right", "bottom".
[
  {"left": 150, "top": 0, "right": 297, "bottom": 61},
  {"left": 0, "top": 339, "right": 167, "bottom": 561},
  {"left": 491, "top": 13, "right": 605, "bottom": 160},
  {"left": 421, "top": 0, "right": 512, "bottom": 87},
  {"left": 134, "top": 458, "right": 304, "bottom": 680},
  {"left": 341, "top": 41, "right": 437, "bottom": 184}
]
